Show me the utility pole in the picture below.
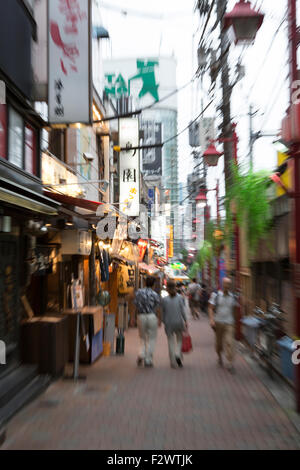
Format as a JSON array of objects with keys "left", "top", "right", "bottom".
[
  {"left": 216, "top": 0, "right": 233, "bottom": 191},
  {"left": 216, "top": 0, "right": 241, "bottom": 338},
  {"left": 249, "top": 104, "right": 255, "bottom": 171}
]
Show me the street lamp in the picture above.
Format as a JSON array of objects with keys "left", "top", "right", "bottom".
[
  {"left": 203, "top": 143, "right": 223, "bottom": 167},
  {"left": 223, "top": 0, "right": 264, "bottom": 45},
  {"left": 195, "top": 189, "right": 207, "bottom": 208},
  {"left": 203, "top": 126, "right": 241, "bottom": 339}
]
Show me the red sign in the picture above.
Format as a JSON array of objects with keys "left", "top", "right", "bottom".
[{"left": 138, "top": 239, "right": 148, "bottom": 262}]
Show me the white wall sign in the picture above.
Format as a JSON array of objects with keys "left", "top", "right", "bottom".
[
  {"left": 199, "top": 118, "right": 215, "bottom": 150},
  {"left": 48, "top": 0, "right": 91, "bottom": 124},
  {"left": 119, "top": 118, "right": 140, "bottom": 217},
  {"left": 103, "top": 57, "right": 177, "bottom": 110},
  {"left": 196, "top": 206, "right": 205, "bottom": 247}
]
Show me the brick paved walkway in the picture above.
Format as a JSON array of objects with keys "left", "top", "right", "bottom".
[{"left": 2, "top": 315, "right": 300, "bottom": 450}]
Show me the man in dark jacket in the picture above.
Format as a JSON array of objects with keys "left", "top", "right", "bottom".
[{"left": 134, "top": 276, "right": 161, "bottom": 368}]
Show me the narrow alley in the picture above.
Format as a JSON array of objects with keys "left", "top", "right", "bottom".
[{"left": 2, "top": 315, "right": 300, "bottom": 451}]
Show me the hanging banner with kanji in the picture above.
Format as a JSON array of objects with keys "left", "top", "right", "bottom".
[
  {"left": 119, "top": 118, "right": 140, "bottom": 217},
  {"left": 48, "top": 0, "right": 91, "bottom": 124}
]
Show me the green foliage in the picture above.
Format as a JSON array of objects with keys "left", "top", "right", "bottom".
[
  {"left": 225, "top": 165, "right": 273, "bottom": 253},
  {"left": 180, "top": 248, "right": 189, "bottom": 265},
  {"left": 188, "top": 262, "right": 200, "bottom": 279},
  {"left": 197, "top": 240, "right": 213, "bottom": 268}
]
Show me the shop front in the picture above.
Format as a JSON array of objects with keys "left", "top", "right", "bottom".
[{"left": 0, "top": 175, "right": 60, "bottom": 373}]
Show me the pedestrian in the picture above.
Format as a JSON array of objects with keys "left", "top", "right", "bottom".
[
  {"left": 162, "top": 280, "right": 188, "bottom": 369},
  {"left": 176, "top": 281, "right": 184, "bottom": 296},
  {"left": 134, "top": 276, "right": 161, "bottom": 368},
  {"left": 188, "top": 278, "right": 201, "bottom": 319},
  {"left": 208, "top": 277, "right": 238, "bottom": 373},
  {"left": 200, "top": 283, "right": 209, "bottom": 315}
]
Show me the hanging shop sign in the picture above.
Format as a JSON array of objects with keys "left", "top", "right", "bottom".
[
  {"left": 138, "top": 239, "right": 148, "bottom": 262},
  {"left": 48, "top": 0, "right": 92, "bottom": 124},
  {"left": 119, "top": 118, "right": 140, "bottom": 217},
  {"left": 141, "top": 121, "right": 162, "bottom": 179},
  {"left": 277, "top": 151, "right": 291, "bottom": 197},
  {"left": 196, "top": 206, "right": 205, "bottom": 246},
  {"left": 148, "top": 188, "right": 155, "bottom": 212},
  {"left": 199, "top": 118, "right": 215, "bottom": 150},
  {"left": 168, "top": 225, "right": 174, "bottom": 259},
  {"left": 111, "top": 220, "right": 127, "bottom": 255}
]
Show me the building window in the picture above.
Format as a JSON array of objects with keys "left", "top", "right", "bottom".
[
  {"left": 49, "top": 129, "right": 66, "bottom": 162},
  {"left": 8, "top": 107, "right": 23, "bottom": 169},
  {"left": 25, "top": 123, "right": 37, "bottom": 174},
  {"left": 7, "top": 106, "right": 38, "bottom": 176},
  {"left": 0, "top": 104, "right": 7, "bottom": 160}
]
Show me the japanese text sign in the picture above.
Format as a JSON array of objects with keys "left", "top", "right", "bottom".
[
  {"left": 48, "top": 0, "right": 91, "bottom": 124},
  {"left": 119, "top": 118, "right": 140, "bottom": 217}
]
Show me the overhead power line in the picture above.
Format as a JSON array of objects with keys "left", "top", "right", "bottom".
[
  {"left": 248, "top": 14, "right": 287, "bottom": 98},
  {"left": 98, "top": 1, "right": 191, "bottom": 20}
]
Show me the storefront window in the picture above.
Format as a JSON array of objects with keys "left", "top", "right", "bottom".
[
  {"left": 8, "top": 108, "right": 23, "bottom": 169},
  {"left": 25, "top": 123, "right": 37, "bottom": 175},
  {"left": 0, "top": 104, "right": 7, "bottom": 159}
]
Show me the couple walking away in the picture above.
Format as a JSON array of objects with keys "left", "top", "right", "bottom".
[{"left": 134, "top": 277, "right": 188, "bottom": 369}]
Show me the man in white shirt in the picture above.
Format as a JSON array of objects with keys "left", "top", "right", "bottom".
[
  {"left": 208, "top": 277, "right": 237, "bottom": 373},
  {"left": 188, "top": 278, "right": 201, "bottom": 319}
]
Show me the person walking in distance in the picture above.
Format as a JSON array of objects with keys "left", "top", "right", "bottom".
[
  {"left": 134, "top": 276, "right": 161, "bottom": 368},
  {"left": 200, "top": 283, "right": 209, "bottom": 315},
  {"left": 188, "top": 278, "right": 201, "bottom": 319},
  {"left": 208, "top": 277, "right": 238, "bottom": 373},
  {"left": 162, "top": 280, "right": 188, "bottom": 369}
]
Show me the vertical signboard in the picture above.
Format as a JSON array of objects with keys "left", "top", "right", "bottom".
[
  {"left": 119, "top": 118, "right": 140, "bottom": 216},
  {"left": 277, "top": 151, "right": 291, "bottom": 197},
  {"left": 199, "top": 118, "right": 215, "bottom": 150},
  {"left": 168, "top": 225, "right": 174, "bottom": 258},
  {"left": 141, "top": 121, "right": 162, "bottom": 179},
  {"left": 196, "top": 206, "right": 205, "bottom": 247},
  {"left": 48, "top": 0, "right": 91, "bottom": 124}
]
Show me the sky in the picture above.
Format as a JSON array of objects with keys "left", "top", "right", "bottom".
[{"left": 95, "top": 0, "right": 289, "bottom": 215}]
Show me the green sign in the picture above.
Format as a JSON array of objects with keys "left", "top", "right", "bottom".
[{"left": 105, "top": 59, "right": 159, "bottom": 102}]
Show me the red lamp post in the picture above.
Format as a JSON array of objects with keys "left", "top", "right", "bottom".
[
  {"left": 223, "top": 0, "right": 264, "bottom": 45},
  {"left": 203, "top": 127, "right": 241, "bottom": 340},
  {"left": 195, "top": 189, "right": 208, "bottom": 208},
  {"left": 196, "top": 183, "right": 221, "bottom": 290},
  {"left": 203, "top": 144, "right": 223, "bottom": 167}
]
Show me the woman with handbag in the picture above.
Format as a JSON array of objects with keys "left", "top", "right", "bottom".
[{"left": 162, "top": 280, "right": 188, "bottom": 368}]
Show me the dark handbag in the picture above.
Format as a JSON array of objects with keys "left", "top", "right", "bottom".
[{"left": 182, "top": 331, "right": 192, "bottom": 353}]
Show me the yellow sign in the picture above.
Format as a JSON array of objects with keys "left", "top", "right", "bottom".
[
  {"left": 277, "top": 151, "right": 291, "bottom": 197},
  {"left": 213, "top": 230, "right": 223, "bottom": 240},
  {"left": 168, "top": 225, "right": 174, "bottom": 258}
]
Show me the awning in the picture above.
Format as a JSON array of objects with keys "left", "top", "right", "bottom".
[
  {"left": 111, "top": 254, "right": 135, "bottom": 266},
  {"left": 44, "top": 191, "right": 103, "bottom": 212},
  {"left": 139, "top": 263, "right": 160, "bottom": 275},
  {"left": 0, "top": 186, "right": 59, "bottom": 215}
]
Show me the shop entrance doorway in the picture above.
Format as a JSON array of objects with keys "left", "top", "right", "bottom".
[{"left": 0, "top": 234, "right": 20, "bottom": 377}]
